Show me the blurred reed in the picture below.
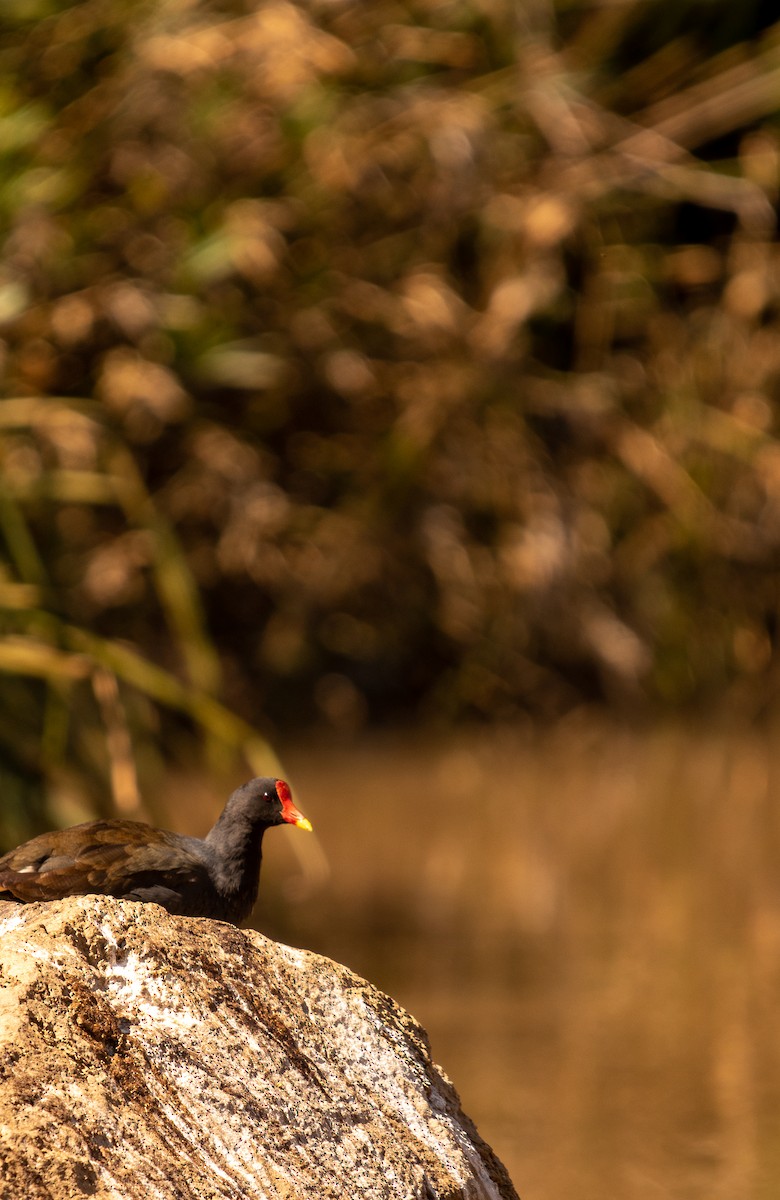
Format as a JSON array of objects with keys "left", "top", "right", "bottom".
[{"left": 0, "top": 397, "right": 282, "bottom": 839}]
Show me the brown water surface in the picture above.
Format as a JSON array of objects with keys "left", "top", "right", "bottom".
[{"left": 184, "top": 720, "right": 780, "bottom": 1199}]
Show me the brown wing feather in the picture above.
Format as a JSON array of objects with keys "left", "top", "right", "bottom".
[{"left": 0, "top": 820, "right": 205, "bottom": 903}]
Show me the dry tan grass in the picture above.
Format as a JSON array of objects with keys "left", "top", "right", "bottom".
[{"left": 3, "top": 5, "right": 780, "bottom": 784}]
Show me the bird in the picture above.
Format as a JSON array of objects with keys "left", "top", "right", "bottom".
[{"left": 0, "top": 777, "right": 312, "bottom": 925}]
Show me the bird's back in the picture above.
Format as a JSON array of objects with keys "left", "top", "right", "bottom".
[{"left": 0, "top": 819, "right": 218, "bottom": 915}]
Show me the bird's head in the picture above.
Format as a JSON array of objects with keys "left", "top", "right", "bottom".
[{"left": 226, "top": 777, "right": 312, "bottom": 832}]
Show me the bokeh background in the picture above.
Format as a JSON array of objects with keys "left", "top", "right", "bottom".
[{"left": 2, "top": 0, "right": 780, "bottom": 1195}]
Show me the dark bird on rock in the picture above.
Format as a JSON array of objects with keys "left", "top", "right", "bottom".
[{"left": 0, "top": 777, "right": 312, "bottom": 925}]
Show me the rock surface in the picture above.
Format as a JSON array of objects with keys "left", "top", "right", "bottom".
[{"left": 0, "top": 896, "right": 519, "bottom": 1200}]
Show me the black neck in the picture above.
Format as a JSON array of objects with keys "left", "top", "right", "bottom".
[{"left": 205, "top": 808, "right": 269, "bottom": 905}]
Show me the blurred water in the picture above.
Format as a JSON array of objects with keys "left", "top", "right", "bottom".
[{"left": 173, "top": 720, "right": 780, "bottom": 1199}]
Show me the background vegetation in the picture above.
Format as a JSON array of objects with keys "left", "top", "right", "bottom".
[{"left": 1, "top": 0, "right": 780, "bottom": 826}]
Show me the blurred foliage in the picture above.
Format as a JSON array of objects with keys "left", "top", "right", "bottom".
[{"left": 1, "top": 0, "right": 780, "bottom": 820}]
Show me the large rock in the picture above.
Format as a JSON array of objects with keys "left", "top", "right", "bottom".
[{"left": 0, "top": 896, "right": 519, "bottom": 1199}]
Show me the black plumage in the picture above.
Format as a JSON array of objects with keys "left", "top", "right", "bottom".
[{"left": 0, "top": 777, "right": 312, "bottom": 925}]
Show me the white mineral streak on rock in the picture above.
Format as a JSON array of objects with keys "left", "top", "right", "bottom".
[
  {"left": 0, "top": 908, "right": 25, "bottom": 936},
  {"left": 0, "top": 895, "right": 519, "bottom": 1200}
]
